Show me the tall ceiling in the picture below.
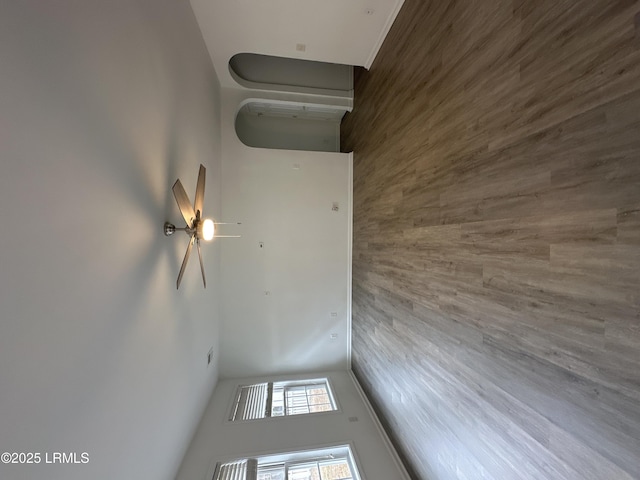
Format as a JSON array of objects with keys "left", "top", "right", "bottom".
[{"left": 189, "top": 0, "right": 404, "bottom": 88}]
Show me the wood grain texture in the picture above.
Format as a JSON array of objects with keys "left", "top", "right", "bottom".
[{"left": 341, "top": 0, "right": 640, "bottom": 478}]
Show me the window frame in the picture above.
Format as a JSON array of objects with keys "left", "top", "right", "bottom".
[
  {"left": 212, "top": 445, "right": 361, "bottom": 480},
  {"left": 228, "top": 378, "right": 339, "bottom": 422}
]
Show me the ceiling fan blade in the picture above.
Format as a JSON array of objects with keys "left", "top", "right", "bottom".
[
  {"left": 176, "top": 235, "right": 194, "bottom": 289},
  {"left": 173, "top": 179, "right": 196, "bottom": 226},
  {"left": 197, "top": 238, "right": 206, "bottom": 288},
  {"left": 194, "top": 164, "right": 206, "bottom": 218}
]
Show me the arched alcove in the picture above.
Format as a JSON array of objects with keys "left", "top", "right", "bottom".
[
  {"left": 229, "top": 53, "right": 353, "bottom": 96},
  {"left": 235, "top": 100, "right": 348, "bottom": 152}
]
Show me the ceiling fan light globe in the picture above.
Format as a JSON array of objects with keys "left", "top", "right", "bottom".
[{"left": 202, "top": 218, "right": 215, "bottom": 241}]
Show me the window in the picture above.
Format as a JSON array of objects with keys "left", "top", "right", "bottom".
[
  {"left": 287, "top": 458, "right": 354, "bottom": 480},
  {"left": 214, "top": 446, "right": 359, "bottom": 480},
  {"left": 230, "top": 379, "right": 336, "bottom": 421}
]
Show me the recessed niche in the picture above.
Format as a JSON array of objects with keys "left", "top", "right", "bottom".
[
  {"left": 235, "top": 100, "right": 348, "bottom": 152},
  {"left": 229, "top": 53, "right": 353, "bottom": 95}
]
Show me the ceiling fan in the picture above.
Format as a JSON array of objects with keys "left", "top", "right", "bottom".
[{"left": 164, "top": 164, "right": 239, "bottom": 289}]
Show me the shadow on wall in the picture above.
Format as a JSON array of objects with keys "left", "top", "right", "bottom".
[
  {"left": 235, "top": 100, "right": 347, "bottom": 152},
  {"left": 229, "top": 53, "right": 353, "bottom": 95}
]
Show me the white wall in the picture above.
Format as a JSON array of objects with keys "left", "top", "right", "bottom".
[
  {"left": 176, "top": 371, "right": 410, "bottom": 480},
  {"left": 0, "top": 1, "right": 222, "bottom": 479},
  {"left": 219, "top": 88, "right": 352, "bottom": 377},
  {"left": 189, "top": 0, "right": 405, "bottom": 88}
]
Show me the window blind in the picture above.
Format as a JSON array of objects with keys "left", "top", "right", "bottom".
[
  {"left": 215, "top": 459, "right": 258, "bottom": 480},
  {"left": 229, "top": 383, "right": 270, "bottom": 421}
]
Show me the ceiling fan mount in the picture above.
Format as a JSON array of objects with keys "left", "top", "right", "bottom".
[{"left": 163, "top": 221, "right": 177, "bottom": 236}]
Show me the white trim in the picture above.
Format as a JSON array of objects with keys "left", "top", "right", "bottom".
[
  {"left": 236, "top": 97, "right": 353, "bottom": 116},
  {"left": 347, "top": 370, "right": 412, "bottom": 480},
  {"left": 347, "top": 152, "right": 353, "bottom": 367},
  {"left": 364, "top": 0, "right": 405, "bottom": 70}
]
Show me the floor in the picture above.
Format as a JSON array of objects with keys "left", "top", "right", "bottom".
[{"left": 341, "top": 1, "right": 640, "bottom": 479}]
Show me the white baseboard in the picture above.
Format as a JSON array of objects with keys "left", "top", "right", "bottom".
[
  {"left": 346, "top": 152, "right": 353, "bottom": 367},
  {"left": 347, "top": 370, "right": 412, "bottom": 480},
  {"left": 364, "top": 0, "right": 406, "bottom": 70}
]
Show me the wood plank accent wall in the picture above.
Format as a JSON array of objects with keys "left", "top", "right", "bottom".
[{"left": 341, "top": 1, "right": 640, "bottom": 479}]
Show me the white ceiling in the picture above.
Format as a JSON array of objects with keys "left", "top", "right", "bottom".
[{"left": 189, "top": 0, "right": 405, "bottom": 88}]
